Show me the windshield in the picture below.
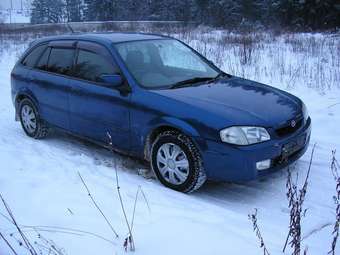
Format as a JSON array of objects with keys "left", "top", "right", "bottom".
[{"left": 114, "top": 39, "right": 220, "bottom": 89}]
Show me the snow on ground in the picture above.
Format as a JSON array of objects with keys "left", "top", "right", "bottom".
[
  {"left": 0, "top": 31, "right": 339, "bottom": 255},
  {"left": 0, "top": 10, "right": 30, "bottom": 24}
]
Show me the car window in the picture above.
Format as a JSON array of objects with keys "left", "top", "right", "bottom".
[
  {"left": 47, "top": 48, "right": 75, "bottom": 76},
  {"left": 22, "top": 44, "right": 47, "bottom": 68},
  {"left": 115, "top": 43, "right": 151, "bottom": 64},
  {"left": 36, "top": 47, "right": 51, "bottom": 71},
  {"left": 115, "top": 39, "right": 219, "bottom": 88},
  {"left": 74, "top": 49, "right": 119, "bottom": 82},
  {"left": 158, "top": 42, "right": 207, "bottom": 72}
]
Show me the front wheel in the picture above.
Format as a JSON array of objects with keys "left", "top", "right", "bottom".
[{"left": 151, "top": 131, "right": 207, "bottom": 193}]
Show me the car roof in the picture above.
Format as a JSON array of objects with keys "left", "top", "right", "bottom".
[{"left": 32, "top": 32, "right": 171, "bottom": 46}]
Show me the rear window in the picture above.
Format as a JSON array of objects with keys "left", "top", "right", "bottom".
[
  {"left": 22, "top": 44, "right": 47, "bottom": 68},
  {"left": 74, "top": 50, "right": 119, "bottom": 82},
  {"left": 47, "top": 48, "right": 75, "bottom": 76}
]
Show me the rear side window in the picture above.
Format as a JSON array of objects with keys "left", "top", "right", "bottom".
[
  {"left": 47, "top": 48, "right": 75, "bottom": 75},
  {"left": 74, "top": 50, "right": 119, "bottom": 82},
  {"left": 36, "top": 47, "right": 51, "bottom": 71},
  {"left": 22, "top": 44, "right": 47, "bottom": 68}
]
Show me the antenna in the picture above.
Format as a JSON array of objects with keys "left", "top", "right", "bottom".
[{"left": 67, "top": 22, "right": 74, "bottom": 33}]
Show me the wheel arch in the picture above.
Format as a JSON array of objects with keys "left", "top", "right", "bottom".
[
  {"left": 143, "top": 117, "right": 202, "bottom": 161},
  {"left": 14, "top": 90, "right": 40, "bottom": 121}
]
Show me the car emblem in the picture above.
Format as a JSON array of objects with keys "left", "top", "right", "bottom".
[{"left": 291, "top": 120, "right": 296, "bottom": 128}]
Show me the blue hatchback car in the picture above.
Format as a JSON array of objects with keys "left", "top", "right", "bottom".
[{"left": 11, "top": 33, "right": 311, "bottom": 192}]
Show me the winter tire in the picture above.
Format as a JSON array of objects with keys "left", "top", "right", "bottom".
[
  {"left": 19, "top": 98, "right": 49, "bottom": 139},
  {"left": 151, "top": 130, "right": 207, "bottom": 193}
]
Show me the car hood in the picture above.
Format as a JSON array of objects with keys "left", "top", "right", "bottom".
[{"left": 153, "top": 77, "right": 302, "bottom": 128}]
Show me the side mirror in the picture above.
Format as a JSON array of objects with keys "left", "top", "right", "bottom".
[{"left": 100, "top": 74, "right": 123, "bottom": 88}]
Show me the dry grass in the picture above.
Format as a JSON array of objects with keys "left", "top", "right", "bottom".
[{"left": 1, "top": 23, "right": 339, "bottom": 92}]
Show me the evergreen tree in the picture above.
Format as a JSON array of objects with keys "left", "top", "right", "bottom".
[
  {"left": 240, "top": 0, "right": 262, "bottom": 22},
  {"left": 31, "top": 0, "right": 64, "bottom": 24},
  {"left": 172, "top": 0, "right": 194, "bottom": 22},
  {"left": 47, "top": 0, "right": 64, "bottom": 23},
  {"left": 148, "top": 0, "right": 163, "bottom": 20},
  {"left": 299, "top": 0, "right": 340, "bottom": 30},
  {"left": 274, "top": 0, "right": 338, "bottom": 29},
  {"left": 195, "top": 0, "right": 209, "bottom": 22},
  {"left": 119, "top": 0, "right": 151, "bottom": 21},
  {"left": 28, "top": 0, "right": 340, "bottom": 30},
  {"left": 31, "top": 0, "right": 47, "bottom": 24},
  {"left": 65, "top": 0, "right": 84, "bottom": 22},
  {"left": 84, "top": 0, "right": 115, "bottom": 21}
]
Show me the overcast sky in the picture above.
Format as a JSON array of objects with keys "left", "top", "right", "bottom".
[{"left": 0, "top": 0, "right": 31, "bottom": 10}]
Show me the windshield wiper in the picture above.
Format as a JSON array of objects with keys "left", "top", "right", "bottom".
[
  {"left": 170, "top": 77, "right": 215, "bottom": 89},
  {"left": 211, "top": 72, "right": 230, "bottom": 81}
]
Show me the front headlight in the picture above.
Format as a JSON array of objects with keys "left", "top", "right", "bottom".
[{"left": 220, "top": 126, "right": 271, "bottom": 145}]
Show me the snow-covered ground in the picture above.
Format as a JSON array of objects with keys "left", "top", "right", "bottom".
[
  {"left": 0, "top": 9, "right": 30, "bottom": 24},
  {"left": 0, "top": 31, "right": 339, "bottom": 255}
]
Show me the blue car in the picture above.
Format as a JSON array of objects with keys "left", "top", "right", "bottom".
[{"left": 11, "top": 33, "right": 311, "bottom": 192}]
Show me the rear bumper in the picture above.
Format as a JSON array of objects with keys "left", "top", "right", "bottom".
[{"left": 198, "top": 118, "right": 311, "bottom": 182}]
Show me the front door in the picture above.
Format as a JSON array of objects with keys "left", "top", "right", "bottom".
[{"left": 68, "top": 41, "right": 131, "bottom": 151}]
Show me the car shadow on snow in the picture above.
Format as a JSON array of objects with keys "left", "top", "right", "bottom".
[
  {"left": 193, "top": 158, "right": 309, "bottom": 209},
  {"left": 43, "top": 129, "right": 147, "bottom": 174},
  {"left": 42, "top": 129, "right": 307, "bottom": 208}
]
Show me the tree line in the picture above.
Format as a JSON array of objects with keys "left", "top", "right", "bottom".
[{"left": 30, "top": 0, "right": 340, "bottom": 30}]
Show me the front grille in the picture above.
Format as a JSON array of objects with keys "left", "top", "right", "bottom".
[{"left": 276, "top": 118, "right": 303, "bottom": 137}]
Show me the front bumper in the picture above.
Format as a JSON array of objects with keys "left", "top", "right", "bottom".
[{"left": 199, "top": 118, "right": 311, "bottom": 182}]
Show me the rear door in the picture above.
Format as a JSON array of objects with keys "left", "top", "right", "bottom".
[
  {"left": 11, "top": 43, "right": 47, "bottom": 106},
  {"left": 68, "top": 41, "right": 131, "bottom": 150},
  {"left": 28, "top": 41, "right": 76, "bottom": 130}
]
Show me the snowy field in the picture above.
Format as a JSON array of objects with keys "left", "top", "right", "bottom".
[
  {"left": 0, "top": 10, "right": 30, "bottom": 24},
  {"left": 0, "top": 30, "right": 339, "bottom": 255}
]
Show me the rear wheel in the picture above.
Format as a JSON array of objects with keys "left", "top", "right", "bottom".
[
  {"left": 151, "top": 131, "right": 207, "bottom": 193},
  {"left": 19, "top": 98, "right": 49, "bottom": 139}
]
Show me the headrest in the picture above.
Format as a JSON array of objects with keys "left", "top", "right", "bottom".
[{"left": 126, "top": 50, "right": 144, "bottom": 69}]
